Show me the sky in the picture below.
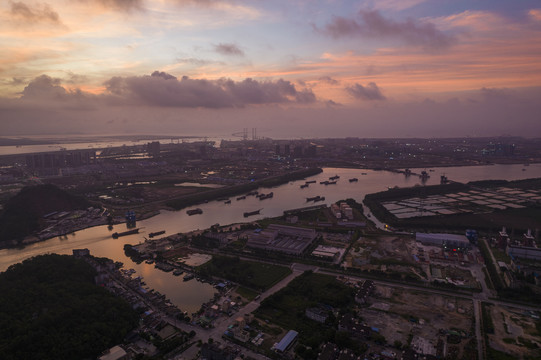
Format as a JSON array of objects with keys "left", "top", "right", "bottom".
[{"left": 1, "top": 0, "right": 541, "bottom": 138}]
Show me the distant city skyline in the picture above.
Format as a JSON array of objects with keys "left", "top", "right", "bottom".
[{"left": 1, "top": 0, "right": 540, "bottom": 138}]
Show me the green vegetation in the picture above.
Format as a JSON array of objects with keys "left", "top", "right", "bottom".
[
  {"left": 482, "top": 302, "right": 495, "bottom": 335},
  {"left": 197, "top": 255, "right": 292, "bottom": 290},
  {"left": 492, "top": 248, "right": 511, "bottom": 263},
  {"left": 486, "top": 347, "right": 519, "bottom": 360},
  {"left": 478, "top": 239, "right": 503, "bottom": 290},
  {"left": 236, "top": 286, "right": 259, "bottom": 301},
  {"left": 0, "top": 184, "right": 92, "bottom": 245},
  {"left": 256, "top": 271, "right": 361, "bottom": 355},
  {"left": 0, "top": 254, "right": 138, "bottom": 360}
]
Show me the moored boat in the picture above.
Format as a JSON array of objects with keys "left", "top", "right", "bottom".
[
  {"left": 186, "top": 208, "right": 203, "bottom": 215},
  {"left": 112, "top": 228, "right": 139, "bottom": 238}
]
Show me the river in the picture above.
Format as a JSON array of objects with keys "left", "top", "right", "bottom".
[{"left": 1, "top": 163, "right": 540, "bottom": 312}]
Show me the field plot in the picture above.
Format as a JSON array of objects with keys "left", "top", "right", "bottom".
[
  {"left": 380, "top": 186, "right": 540, "bottom": 220},
  {"left": 486, "top": 304, "right": 541, "bottom": 359},
  {"left": 364, "top": 286, "right": 475, "bottom": 358}
]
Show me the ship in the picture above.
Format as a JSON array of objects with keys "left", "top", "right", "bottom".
[
  {"left": 155, "top": 262, "right": 174, "bottom": 272},
  {"left": 259, "top": 192, "right": 274, "bottom": 200},
  {"left": 148, "top": 230, "right": 165, "bottom": 238},
  {"left": 186, "top": 208, "right": 203, "bottom": 215},
  {"left": 173, "top": 269, "right": 184, "bottom": 276},
  {"left": 307, "top": 195, "right": 325, "bottom": 202},
  {"left": 300, "top": 184, "right": 309, "bottom": 188},
  {"left": 349, "top": 178, "right": 358, "bottom": 182},
  {"left": 244, "top": 209, "right": 262, "bottom": 217},
  {"left": 112, "top": 228, "right": 139, "bottom": 238}
]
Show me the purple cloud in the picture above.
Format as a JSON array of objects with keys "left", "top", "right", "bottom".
[
  {"left": 214, "top": 43, "right": 245, "bottom": 56},
  {"left": 103, "top": 72, "right": 316, "bottom": 107},
  {"left": 321, "top": 10, "right": 455, "bottom": 50},
  {"left": 319, "top": 76, "right": 340, "bottom": 85},
  {"left": 345, "top": 82, "right": 386, "bottom": 101},
  {"left": 10, "top": 1, "right": 61, "bottom": 24}
]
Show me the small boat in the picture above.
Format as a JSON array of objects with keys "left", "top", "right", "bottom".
[
  {"left": 173, "top": 269, "right": 184, "bottom": 276},
  {"left": 320, "top": 180, "right": 329, "bottom": 185},
  {"left": 112, "top": 228, "right": 139, "bottom": 238},
  {"left": 329, "top": 175, "right": 340, "bottom": 180},
  {"left": 224, "top": 199, "right": 231, "bottom": 204},
  {"left": 246, "top": 191, "right": 259, "bottom": 196},
  {"left": 236, "top": 196, "right": 246, "bottom": 200},
  {"left": 183, "top": 273, "right": 195, "bottom": 281},
  {"left": 307, "top": 195, "right": 325, "bottom": 202},
  {"left": 305, "top": 180, "right": 316, "bottom": 184},
  {"left": 145, "top": 259, "right": 154, "bottom": 264},
  {"left": 300, "top": 184, "right": 309, "bottom": 188},
  {"left": 259, "top": 192, "right": 274, "bottom": 200},
  {"left": 244, "top": 209, "right": 262, "bottom": 217},
  {"left": 186, "top": 208, "right": 203, "bottom": 215},
  {"left": 349, "top": 178, "right": 358, "bottom": 182},
  {"left": 148, "top": 230, "right": 165, "bottom": 238}
]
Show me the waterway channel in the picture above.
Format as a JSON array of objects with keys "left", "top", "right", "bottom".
[{"left": 1, "top": 163, "right": 540, "bottom": 313}]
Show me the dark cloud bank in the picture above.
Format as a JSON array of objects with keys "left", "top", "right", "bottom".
[
  {"left": 320, "top": 10, "right": 455, "bottom": 50},
  {"left": 346, "top": 82, "right": 386, "bottom": 101},
  {"left": 103, "top": 71, "right": 316, "bottom": 107}
]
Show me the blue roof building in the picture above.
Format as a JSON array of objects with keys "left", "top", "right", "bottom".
[{"left": 274, "top": 330, "right": 298, "bottom": 353}]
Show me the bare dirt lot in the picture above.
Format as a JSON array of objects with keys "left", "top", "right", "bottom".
[
  {"left": 487, "top": 304, "right": 541, "bottom": 359},
  {"left": 362, "top": 285, "right": 474, "bottom": 357}
]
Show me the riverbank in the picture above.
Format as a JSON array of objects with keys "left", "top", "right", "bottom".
[
  {"left": 166, "top": 167, "right": 323, "bottom": 210},
  {"left": 1, "top": 169, "right": 322, "bottom": 250}
]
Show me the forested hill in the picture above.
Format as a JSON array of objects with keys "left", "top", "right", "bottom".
[
  {"left": 0, "top": 254, "right": 138, "bottom": 360},
  {"left": 0, "top": 184, "right": 91, "bottom": 244}
]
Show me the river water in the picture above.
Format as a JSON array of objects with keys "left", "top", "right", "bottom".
[{"left": 1, "top": 163, "right": 540, "bottom": 312}]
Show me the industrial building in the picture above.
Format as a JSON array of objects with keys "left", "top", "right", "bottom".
[
  {"left": 305, "top": 307, "right": 329, "bottom": 323},
  {"left": 507, "top": 245, "right": 541, "bottom": 261},
  {"left": 247, "top": 224, "right": 317, "bottom": 256},
  {"left": 273, "top": 330, "right": 298, "bottom": 353}
]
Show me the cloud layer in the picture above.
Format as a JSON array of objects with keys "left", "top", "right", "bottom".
[
  {"left": 103, "top": 71, "right": 316, "bottom": 107},
  {"left": 345, "top": 82, "right": 386, "bottom": 101},
  {"left": 321, "top": 10, "right": 456, "bottom": 50},
  {"left": 10, "top": 1, "right": 61, "bottom": 24}
]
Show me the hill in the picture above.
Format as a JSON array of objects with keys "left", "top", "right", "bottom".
[
  {"left": 0, "top": 184, "right": 92, "bottom": 244},
  {"left": 0, "top": 254, "right": 138, "bottom": 360}
]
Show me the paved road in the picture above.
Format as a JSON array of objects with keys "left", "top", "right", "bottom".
[{"left": 172, "top": 263, "right": 312, "bottom": 359}]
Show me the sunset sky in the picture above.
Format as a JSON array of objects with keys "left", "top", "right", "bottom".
[{"left": 1, "top": 0, "right": 541, "bottom": 138}]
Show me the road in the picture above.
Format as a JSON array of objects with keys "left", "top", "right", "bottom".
[
  {"left": 170, "top": 263, "right": 313, "bottom": 359},
  {"left": 111, "top": 254, "right": 540, "bottom": 360}
]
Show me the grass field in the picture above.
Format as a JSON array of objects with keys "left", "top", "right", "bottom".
[{"left": 197, "top": 255, "right": 292, "bottom": 291}]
